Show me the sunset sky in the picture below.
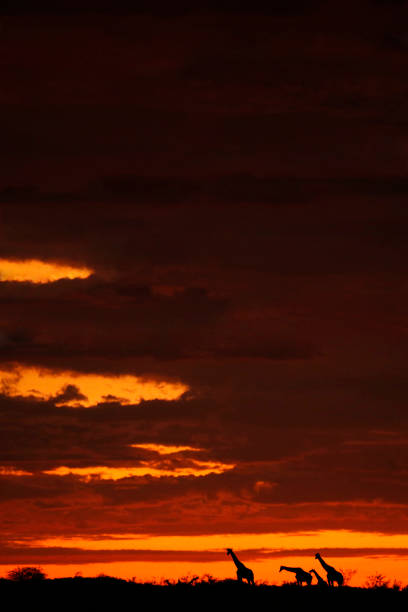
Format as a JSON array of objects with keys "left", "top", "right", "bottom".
[{"left": 2, "top": 0, "right": 408, "bottom": 586}]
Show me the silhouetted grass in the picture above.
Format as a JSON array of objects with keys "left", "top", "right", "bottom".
[{"left": 1, "top": 575, "right": 408, "bottom": 611}]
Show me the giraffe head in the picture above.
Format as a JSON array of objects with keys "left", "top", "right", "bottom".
[
  {"left": 226, "top": 548, "right": 233, "bottom": 555},
  {"left": 315, "top": 553, "right": 321, "bottom": 560}
]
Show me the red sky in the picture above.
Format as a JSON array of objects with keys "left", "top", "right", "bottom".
[{"left": 1, "top": 0, "right": 408, "bottom": 586}]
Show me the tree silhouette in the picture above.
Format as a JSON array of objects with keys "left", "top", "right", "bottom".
[
  {"left": 365, "top": 574, "right": 390, "bottom": 589},
  {"left": 340, "top": 568, "right": 357, "bottom": 586},
  {"left": 7, "top": 566, "right": 47, "bottom": 581}
]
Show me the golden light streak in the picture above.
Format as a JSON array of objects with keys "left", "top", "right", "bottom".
[
  {"left": 131, "top": 444, "right": 202, "bottom": 455},
  {"left": 0, "top": 467, "right": 31, "bottom": 476},
  {"left": 0, "top": 365, "right": 188, "bottom": 406},
  {"left": 0, "top": 259, "right": 92, "bottom": 283},
  {"left": 31, "top": 530, "right": 408, "bottom": 552},
  {"left": 43, "top": 460, "right": 235, "bottom": 480}
]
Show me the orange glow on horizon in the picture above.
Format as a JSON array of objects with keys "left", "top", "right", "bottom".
[
  {"left": 0, "top": 365, "right": 188, "bottom": 406},
  {"left": 0, "top": 259, "right": 92, "bottom": 283},
  {"left": 4, "top": 557, "right": 405, "bottom": 587},
  {"left": 6, "top": 530, "right": 408, "bottom": 586},
  {"left": 28, "top": 556, "right": 408, "bottom": 586}
]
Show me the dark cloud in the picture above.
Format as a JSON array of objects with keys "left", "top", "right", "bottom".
[
  {"left": 53, "top": 385, "right": 88, "bottom": 405},
  {"left": 0, "top": 329, "right": 32, "bottom": 351},
  {"left": 0, "top": 0, "right": 323, "bottom": 16},
  {"left": 1, "top": 544, "right": 408, "bottom": 566},
  {"left": 0, "top": 278, "right": 320, "bottom": 367},
  {"left": 6, "top": 176, "right": 408, "bottom": 207},
  {"left": 1, "top": 0, "right": 408, "bottom": 572}
]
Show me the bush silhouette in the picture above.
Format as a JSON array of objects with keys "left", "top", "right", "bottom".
[{"left": 7, "top": 566, "right": 47, "bottom": 581}]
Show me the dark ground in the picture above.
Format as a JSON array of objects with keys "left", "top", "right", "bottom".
[{"left": 1, "top": 578, "right": 406, "bottom": 611}]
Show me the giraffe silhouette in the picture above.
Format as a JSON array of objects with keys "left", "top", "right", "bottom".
[
  {"left": 279, "top": 566, "right": 312, "bottom": 586},
  {"left": 309, "top": 569, "right": 328, "bottom": 586},
  {"left": 226, "top": 549, "right": 254, "bottom": 584},
  {"left": 315, "top": 553, "right": 343, "bottom": 586}
]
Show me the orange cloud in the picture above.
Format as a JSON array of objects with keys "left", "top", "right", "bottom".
[
  {"left": 43, "top": 460, "right": 235, "bottom": 480},
  {"left": 0, "top": 259, "right": 92, "bottom": 283},
  {"left": 0, "top": 467, "right": 31, "bottom": 476},
  {"left": 0, "top": 365, "right": 188, "bottom": 406},
  {"left": 130, "top": 444, "right": 202, "bottom": 454}
]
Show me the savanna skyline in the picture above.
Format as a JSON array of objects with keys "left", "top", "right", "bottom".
[{"left": 1, "top": 0, "right": 408, "bottom": 587}]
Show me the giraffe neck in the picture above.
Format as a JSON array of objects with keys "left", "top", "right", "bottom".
[
  {"left": 230, "top": 551, "right": 244, "bottom": 569},
  {"left": 317, "top": 556, "right": 331, "bottom": 571}
]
